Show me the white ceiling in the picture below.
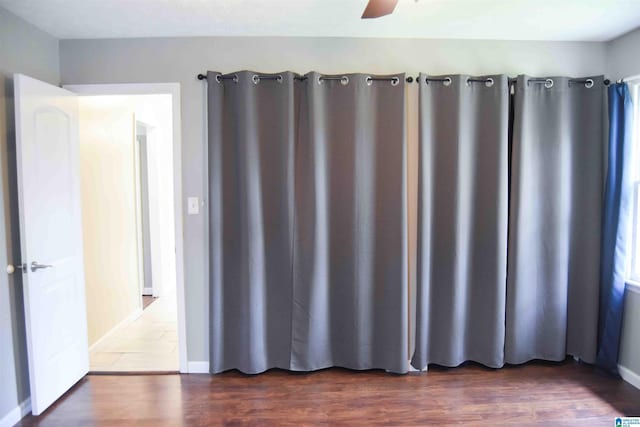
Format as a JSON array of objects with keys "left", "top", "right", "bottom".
[{"left": 1, "top": 0, "right": 640, "bottom": 41}]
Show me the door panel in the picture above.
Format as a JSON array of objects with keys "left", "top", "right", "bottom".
[{"left": 14, "top": 74, "right": 88, "bottom": 416}]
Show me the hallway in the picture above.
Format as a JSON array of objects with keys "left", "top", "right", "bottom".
[{"left": 89, "top": 292, "right": 179, "bottom": 372}]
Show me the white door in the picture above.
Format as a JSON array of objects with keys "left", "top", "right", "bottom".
[{"left": 14, "top": 74, "right": 88, "bottom": 416}]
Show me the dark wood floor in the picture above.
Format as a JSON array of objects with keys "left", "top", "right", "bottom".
[{"left": 17, "top": 360, "right": 640, "bottom": 426}]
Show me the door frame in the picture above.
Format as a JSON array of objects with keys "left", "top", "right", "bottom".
[
  {"left": 133, "top": 123, "right": 147, "bottom": 302},
  {"left": 64, "top": 82, "right": 187, "bottom": 374},
  {"left": 134, "top": 121, "right": 158, "bottom": 299}
]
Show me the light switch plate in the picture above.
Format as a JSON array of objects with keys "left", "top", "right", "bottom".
[{"left": 187, "top": 197, "right": 199, "bottom": 215}]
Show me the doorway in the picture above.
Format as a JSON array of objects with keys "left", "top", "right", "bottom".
[
  {"left": 13, "top": 76, "right": 188, "bottom": 414},
  {"left": 65, "top": 84, "right": 187, "bottom": 373}
]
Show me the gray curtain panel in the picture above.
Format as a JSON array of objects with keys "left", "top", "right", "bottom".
[
  {"left": 411, "top": 74, "right": 509, "bottom": 370},
  {"left": 208, "top": 71, "right": 298, "bottom": 373},
  {"left": 506, "top": 75, "right": 606, "bottom": 364},
  {"left": 291, "top": 73, "right": 409, "bottom": 373}
]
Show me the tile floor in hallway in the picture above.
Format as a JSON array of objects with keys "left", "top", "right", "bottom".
[{"left": 89, "top": 291, "right": 179, "bottom": 372}]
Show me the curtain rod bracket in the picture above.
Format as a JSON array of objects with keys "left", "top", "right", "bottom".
[{"left": 197, "top": 74, "right": 207, "bottom": 80}]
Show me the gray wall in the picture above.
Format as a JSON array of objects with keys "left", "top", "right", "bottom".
[
  {"left": 0, "top": 7, "right": 59, "bottom": 421},
  {"left": 607, "top": 26, "right": 640, "bottom": 80},
  {"left": 59, "top": 36, "right": 608, "bottom": 363}
]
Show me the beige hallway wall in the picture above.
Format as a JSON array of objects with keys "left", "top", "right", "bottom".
[{"left": 78, "top": 96, "right": 140, "bottom": 346}]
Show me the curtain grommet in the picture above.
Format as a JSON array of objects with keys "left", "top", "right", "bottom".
[
  {"left": 443, "top": 77, "right": 452, "bottom": 87},
  {"left": 252, "top": 75, "right": 260, "bottom": 85},
  {"left": 277, "top": 75, "right": 283, "bottom": 83},
  {"left": 545, "top": 78, "right": 554, "bottom": 88},
  {"left": 391, "top": 77, "right": 400, "bottom": 86},
  {"left": 215, "top": 74, "right": 222, "bottom": 84},
  {"left": 585, "top": 78, "right": 594, "bottom": 88},
  {"left": 341, "top": 76, "right": 349, "bottom": 86},
  {"left": 485, "top": 77, "right": 494, "bottom": 87},
  {"left": 366, "top": 76, "right": 373, "bottom": 86}
]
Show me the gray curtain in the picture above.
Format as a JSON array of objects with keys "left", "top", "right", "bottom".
[
  {"left": 291, "top": 73, "right": 408, "bottom": 373},
  {"left": 208, "top": 71, "right": 408, "bottom": 374},
  {"left": 208, "top": 71, "right": 298, "bottom": 373},
  {"left": 412, "top": 74, "right": 509, "bottom": 370},
  {"left": 506, "top": 75, "right": 606, "bottom": 364}
]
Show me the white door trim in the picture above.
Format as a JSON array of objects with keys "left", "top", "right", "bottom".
[
  {"left": 64, "top": 82, "right": 188, "bottom": 374},
  {"left": 133, "top": 126, "right": 145, "bottom": 310}
]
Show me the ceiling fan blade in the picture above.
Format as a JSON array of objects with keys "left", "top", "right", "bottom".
[{"left": 361, "top": 0, "right": 399, "bottom": 19}]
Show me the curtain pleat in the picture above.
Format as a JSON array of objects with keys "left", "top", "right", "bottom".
[
  {"left": 505, "top": 75, "right": 606, "bottom": 365},
  {"left": 412, "top": 74, "right": 509, "bottom": 370},
  {"left": 291, "top": 73, "right": 408, "bottom": 373},
  {"left": 208, "top": 71, "right": 297, "bottom": 374}
]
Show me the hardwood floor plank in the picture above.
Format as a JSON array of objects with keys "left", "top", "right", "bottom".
[{"left": 16, "top": 360, "right": 640, "bottom": 426}]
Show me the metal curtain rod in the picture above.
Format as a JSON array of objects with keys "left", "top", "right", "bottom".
[
  {"left": 197, "top": 73, "right": 307, "bottom": 82},
  {"left": 198, "top": 73, "right": 401, "bottom": 85},
  {"left": 318, "top": 75, "right": 350, "bottom": 84},
  {"left": 413, "top": 76, "right": 496, "bottom": 86},
  {"left": 410, "top": 76, "right": 610, "bottom": 87},
  {"left": 526, "top": 77, "right": 608, "bottom": 88},
  {"left": 367, "top": 76, "right": 400, "bottom": 82},
  {"left": 198, "top": 73, "right": 611, "bottom": 86},
  {"left": 316, "top": 75, "right": 401, "bottom": 85},
  {"left": 197, "top": 73, "right": 458, "bottom": 84}
]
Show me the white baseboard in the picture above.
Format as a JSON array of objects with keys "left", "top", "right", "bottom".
[
  {"left": 619, "top": 364, "right": 640, "bottom": 390},
  {"left": 142, "top": 287, "right": 153, "bottom": 296},
  {"left": 88, "top": 308, "right": 143, "bottom": 352},
  {"left": 187, "top": 361, "right": 210, "bottom": 373},
  {"left": 0, "top": 398, "right": 31, "bottom": 427}
]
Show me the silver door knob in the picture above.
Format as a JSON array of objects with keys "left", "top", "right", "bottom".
[
  {"left": 6, "top": 263, "right": 26, "bottom": 274},
  {"left": 30, "top": 261, "right": 52, "bottom": 272}
]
